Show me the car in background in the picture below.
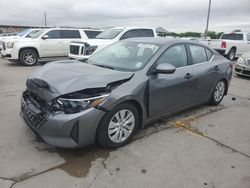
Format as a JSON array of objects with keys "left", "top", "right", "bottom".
[
  {"left": 199, "top": 32, "right": 250, "bottom": 61},
  {"left": 0, "top": 29, "right": 41, "bottom": 52},
  {"left": 68, "top": 27, "right": 157, "bottom": 61},
  {"left": 235, "top": 51, "right": 250, "bottom": 77},
  {"left": 1, "top": 28, "right": 102, "bottom": 65},
  {"left": 20, "top": 38, "right": 232, "bottom": 149}
]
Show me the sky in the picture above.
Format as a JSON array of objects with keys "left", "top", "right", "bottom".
[{"left": 0, "top": 0, "right": 249, "bottom": 33}]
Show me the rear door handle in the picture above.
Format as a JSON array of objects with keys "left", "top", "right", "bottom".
[
  {"left": 184, "top": 73, "right": 193, "bottom": 79},
  {"left": 214, "top": 66, "right": 219, "bottom": 71}
]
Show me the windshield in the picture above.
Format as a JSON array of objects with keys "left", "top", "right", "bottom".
[
  {"left": 88, "top": 41, "right": 160, "bottom": 71},
  {"left": 18, "top": 29, "right": 31, "bottom": 37},
  {"left": 25, "top": 30, "right": 41, "bottom": 38},
  {"left": 95, "top": 29, "right": 123, "bottom": 39},
  {"left": 31, "top": 29, "right": 46, "bottom": 38}
]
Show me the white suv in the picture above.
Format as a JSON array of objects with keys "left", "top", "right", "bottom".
[
  {"left": 68, "top": 27, "right": 157, "bottom": 61},
  {"left": 1, "top": 28, "right": 102, "bottom": 65}
]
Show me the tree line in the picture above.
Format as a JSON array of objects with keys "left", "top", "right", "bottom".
[{"left": 164, "top": 29, "right": 242, "bottom": 39}]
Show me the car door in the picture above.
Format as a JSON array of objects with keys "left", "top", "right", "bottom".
[
  {"left": 39, "top": 30, "right": 64, "bottom": 57},
  {"left": 149, "top": 44, "right": 197, "bottom": 118},
  {"left": 187, "top": 44, "right": 220, "bottom": 103}
]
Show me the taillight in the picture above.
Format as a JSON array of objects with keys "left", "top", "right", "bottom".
[{"left": 221, "top": 41, "right": 226, "bottom": 48}]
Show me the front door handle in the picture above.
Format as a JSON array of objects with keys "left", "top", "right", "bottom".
[{"left": 184, "top": 73, "right": 193, "bottom": 79}]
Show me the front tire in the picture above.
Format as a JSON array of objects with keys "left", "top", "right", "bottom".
[
  {"left": 210, "top": 80, "right": 226, "bottom": 105},
  {"left": 226, "top": 48, "right": 236, "bottom": 61},
  {"left": 97, "top": 103, "right": 139, "bottom": 149},
  {"left": 19, "top": 49, "right": 38, "bottom": 66}
]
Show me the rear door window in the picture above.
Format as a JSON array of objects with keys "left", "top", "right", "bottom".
[
  {"left": 61, "top": 30, "right": 81, "bottom": 39},
  {"left": 189, "top": 45, "right": 208, "bottom": 64},
  {"left": 221, "top": 34, "right": 243, "bottom": 40},
  {"left": 84, "top": 30, "right": 102, "bottom": 39},
  {"left": 139, "top": 29, "right": 154, "bottom": 37},
  {"left": 205, "top": 48, "right": 213, "bottom": 61}
]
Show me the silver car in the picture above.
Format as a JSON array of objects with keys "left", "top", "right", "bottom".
[
  {"left": 235, "top": 51, "right": 250, "bottom": 77},
  {"left": 20, "top": 38, "right": 232, "bottom": 149}
]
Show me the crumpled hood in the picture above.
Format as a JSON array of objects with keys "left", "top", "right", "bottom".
[{"left": 27, "top": 61, "right": 134, "bottom": 101}]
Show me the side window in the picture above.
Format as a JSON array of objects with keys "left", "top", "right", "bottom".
[
  {"left": 61, "top": 30, "right": 81, "bottom": 39},
  {"left": 46, "top": 30, "right": 61, "bottom": 39},
  {"left": 189, "top": 45, "right": 207, "bottom": 64},
  {"left": 205, "top": 48, "right": 213, "bottom": 61},
  {"left": 84, "top": 30, "right": 102, "bottom": 39},
  {"left": 139, "top": 29, "right": 154, "bottom": 37},
  {"left": 157, "top": 45, "right": 188, "bottom": 68},
  {"left": 120, "top": 30, "right": 139, "bottom": 40}
]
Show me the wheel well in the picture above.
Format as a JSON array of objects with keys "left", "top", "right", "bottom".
[
  {"left": 19, "top": 47, "right": 39, "bottom": 58},
  {"left": 125, "top": 100, "right": 143, "bottom": 129},
  {"left": 221, "top": 78, "right": 228, "bottom": 95},
  {"left": 230, "top": 46, "right": 236, "bottom": 53}
]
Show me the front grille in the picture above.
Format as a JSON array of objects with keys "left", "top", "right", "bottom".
[
  {"left": 21, "top": 91, "right": 48, "bottom": 130},
  {"left": 70, "top": 45, "right": 80, "bottom": 55},
  {"left": 242, "top": 70, "right": 250, "bottom": 76}
]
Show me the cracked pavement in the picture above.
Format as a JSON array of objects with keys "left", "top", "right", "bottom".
[{"left": 0, "top": 59, "right": 250, "bottom": 188}]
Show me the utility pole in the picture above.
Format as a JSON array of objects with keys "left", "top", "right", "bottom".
[
  {"left": 44, "top": 12, "right": 47, "bottom": 27},
  {"left": 204, "top": 0, "right": 211, "bottom": 38}
]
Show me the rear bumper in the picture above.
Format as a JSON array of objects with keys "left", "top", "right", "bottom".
[{"left": 235, "top": 63, "right": 250, "bottom": 77}]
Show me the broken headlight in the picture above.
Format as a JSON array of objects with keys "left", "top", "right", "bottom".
[{"left": 56, "top": 93, "right": 110, "bottom": 114}]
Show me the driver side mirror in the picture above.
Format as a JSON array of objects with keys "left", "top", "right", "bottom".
[
  {"left": 153, "top": 63, "right": 176, "bottom": 74},
  {"left": 42, "top": 35, "right": 48, "bottom": 40}
]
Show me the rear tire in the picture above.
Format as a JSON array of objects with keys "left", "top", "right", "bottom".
[
  {"left": 209, "top": 80, "right": 226, "bottom": 106},
  {"left": 97, "top": 103, "right": 139, "bottom": 149},
  {"left": 19, "top": 49, "right": 38, "bottom": 66},
  {"left": 226, "top": 48, "right": 236, "bottom": 61}
]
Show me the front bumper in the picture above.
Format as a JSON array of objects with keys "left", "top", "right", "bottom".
[
  {"left": 68, "top": 53, "right": 91, "bottom": 61},
  {"left": 1, "top": 48, "right": 18, "bottom": 59},
  {"left": 234, "top": 63, "right": 250, "bottom": 77},
  {"left": 20, "top": 96, "right": 106, "bottom": 148}
]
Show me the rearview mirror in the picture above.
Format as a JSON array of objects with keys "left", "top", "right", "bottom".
[
  {"left": 42, "top": 35, "right": 48, "bottom": 40},
  {"left": 154, "top": 63, "right": 176, "bottom": 74}
]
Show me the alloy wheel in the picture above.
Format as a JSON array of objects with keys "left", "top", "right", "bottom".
[
  {"left": 214, "top": 81, "right": 225, "bottom": 102},
  {"left": 108, "top": 109, "right": 135, "bottom": 143}
]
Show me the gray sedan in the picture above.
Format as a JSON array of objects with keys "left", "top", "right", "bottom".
[{"left": 20, "top": 38, "right": 232, "bottom": 149}]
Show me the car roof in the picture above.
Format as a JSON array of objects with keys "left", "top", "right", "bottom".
[
  {"left": 126, "top": 37, "right": 200, "bottom": 45},
  {"left": 111, "top": 26, "right": 156, "bottom": 30}
]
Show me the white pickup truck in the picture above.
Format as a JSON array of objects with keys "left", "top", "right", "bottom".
[
  {"left": 199, "top": 32, "right": 250, "bottom": 60},
  {"left": 1, "top": 28, "right": 102, "bottom": 65},
  {"left": 68, "top": 27, "right": 157, "bottom": 61}
]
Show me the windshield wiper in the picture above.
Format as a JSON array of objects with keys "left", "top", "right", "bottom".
[{"left": 93, "top": 64, "right": 114, "bottom": 70}]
